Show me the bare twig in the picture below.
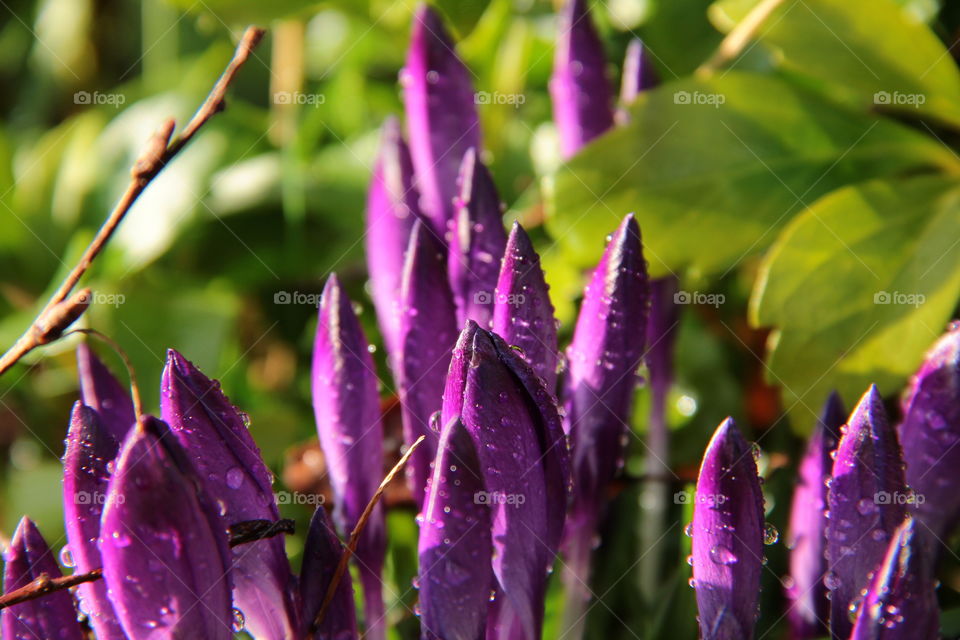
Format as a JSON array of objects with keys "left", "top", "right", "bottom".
[
  {"left": 0, "top": 517, "right": 294, "bottom": 610},
  {"left": 697, "top": 0, "right": 785, "bottom": 75},
  {"left": 312, "top": 436, "right": 426, "bottom": 632},
  {"left": 0, "top": 26, "right": 266, "bottom": 378}
]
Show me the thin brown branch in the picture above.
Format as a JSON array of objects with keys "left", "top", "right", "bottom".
[
  {"left": 312, "top": 435, "right": 426, "bottom": 632},
  {"left": 0, "top": 517, "right": 293, "bottom": 610},
  {"left": 697, "top": 0, "right": 785, "bottom": 75},
  {"left": 0, "top": 26, "right": 266, "bottom": 378}
]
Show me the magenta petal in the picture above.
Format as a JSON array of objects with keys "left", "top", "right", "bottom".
[
  {"left": 826, "top": 385, "right": 907, "bottom": 640},
  {"left": 619, "top": 38, "right": 659, "bottom": 105},
  {"left": 691, "top": 418, "right": 764, "bottom": 640},
  {"left": 402, "top": 3, "right": 481, "bottom": 234},
  {"left": 550, "top": 0, "right": 614, "bottom": 159},
  {"left": 418, "top": 416, "right": 493, "bottom": 640},
  {"left": 161, "top": 349, "right": 299, "bottom": 640},
  {"left": 448, "top": 148, "right": 508, "bottom": 328},
  {"left": 101, "top": 417, "right": 233, "bottom": 640},
  {"left": 76, "top": 342, "right": 135, "bottom": 442},
  {"left": 300, "top": 507, "right": 359, "bottom": 640},
  {"left": 850, "top": 518, "right": 938, "bottom": 640},
  {"left": 365, "top": 116, "right": 424, "bottom": 363},
  {"left": 899, "top": 325, "right": 960, "bottom": 543},
  {"left": 62, "top": 402, "right": 125, "bottom": 640},
  {"left": 2, "top": 517, "right": 84, "bottom": 640},
  {"left": 312, "top": 274, "right": 386, "bottom": 638},
  {"left": 785, "top": 392, "right": 845, "bottom": 640},
  {"left": 492, "top": 223, "right": 559, "bottom": 392},
  {"left": 398, "top": 220, "right": 458, "bottom": 508}
]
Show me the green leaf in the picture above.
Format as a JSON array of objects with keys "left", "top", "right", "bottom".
[
  {"left": 709, "top": 0, "right": 960, "bottom": 127},
  {"left": 751, "top": 175, "right": 960, "bottom": 431},
  {"left": 543, "top": 72, "right": 956, "bottom": 277}
]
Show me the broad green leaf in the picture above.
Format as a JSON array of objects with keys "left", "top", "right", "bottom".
[
  {"left": 543, "top": 72, "right": 957, "bottom": 277},
  {"left": 751, "top": 175, "right": 960, "bottom": 431},
  {"left": 636, "top": 0, "right": 725, "bottom": 76},
  {"left": 709, "top": 0, "right": 960, "bottom": 127}
]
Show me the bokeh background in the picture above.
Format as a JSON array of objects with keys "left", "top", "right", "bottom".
[{"left": 1, "top": 0, "right": 959, "bottom": 638}]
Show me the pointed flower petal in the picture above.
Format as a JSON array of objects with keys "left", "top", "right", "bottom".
[
  {"left": 101, "top": 416, "right": 233, "bottom": 640},
  {"left": 448, "top": 148, "right": 508, "bottom": 328},
  {"left": 619, "top": 38, "right": 659, "bottom": 105},
  {"left": 550, "top": 0, "right": 614, "bottom": 158},
  {"left": 826, "top": 385, "right": 907, "bottom": 640},
  {"left": 312, "top": 274, "right": 386, "bottom": 637},
  {"left": 899, "top": 324, "right": 960, "bottom": 542},
  {"left": 418, "top": 416, "right": 493, "bottom": 640},
  {"left": 365, "top": 116, "right": 424, "bottom": 363},
  {"left": 492, "top": 222, "right": 559, "bottom": 391},
  {"left": 785, "top": 391, "right": 845, "bottom": 640},
  {"left": 402, "top": 3, "right": 481, "bottom": 234},
  {"left": 62, "top": 402, "right": 126, "bottom": 640},
  {"left": 691, "top": 418, "right": 765, "bottom": 640},
  {"left": 398, "top": 220, "right": 459, "bottom": 508},
  {"left": 850, "top": 518, "right": 938, "bottom": 640},
  {"left": 300, "top": 507, "right": 359, "bottom": 640},
  {"left": 2, "top": 517, "right": 84, "bottom": 640},
  {"left": 76, "top": 342, "right": 135, "bottom": 441}
]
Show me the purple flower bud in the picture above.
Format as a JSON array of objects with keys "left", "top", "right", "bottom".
[
  {"left": 849, "top": 518, "right": 938, "bottom": 640},
  {"left": 101, "top": 416, "right": 233, "bottom": 640},
  {"left": 785, "top": 391, "right": 846, "bottom": 640},
  {"left": 402, "top": 3, "right": 481, "bottom": 234},
  {"left": 492, "top": 222, "right": 559, "bottom": 392},
  {"left": 564, "top": 214, "right": 648, "bottom": 521},
  {"left": 76, "top": 342, "right": 135, "bottom": 441},
  {"left": 442, "top": 322, "right": 569, "bottom": 638},
  {"left": 619, "top": 39, "right": 658, "bottom": 106},
  {"left": 691, "top": 418, "right": 764, "bottom": 640},
  {"left": 2, "top": 517, "right": 84, "bottom": 640},
  {"left": 397, "top": 220, "right": 458, "bottom": 508},
  {"left": 899, "top": 325, "right": 960, "bottom": 543},
  {"left": 826, "top": 385, "right": 907, "bottom": 640},
  {"left": 312, "top": 274, "right": 386, "bottom": 639},
  {"left": 300, "top": 507, "right": 359, "bottom": 640},
  {"left": 418, "top": 416, "right": 493, "bottom": 640},
  {"left": 448, "top": 148, "right": 508, "bottom": 328},
  {"left": 550, "top": 0, "right": 614, "bottom": 159},
  {"left": 365, "top": 117, "right": 423, "bottom": 363},
  {"left": 62, "top": 402, "right": 126, "bottom": 640}
]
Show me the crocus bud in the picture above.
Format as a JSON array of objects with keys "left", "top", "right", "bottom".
[
  {"left": 62, "top": 402, "right": 126, "bottom": 640},
  {"left": 899, "top": 325, "right": 960, "bottom": 543},
  {"left": 365, "top": 116, "right": 423, "bottom": 363},
  {"left": 77, "top": 342, "right": 135, "bottom": 440},
  {"left": 418, "top": 416, "right": 493, "bottom": 640},
  {"left": 101, "top": 416, "right": 233, "bottom": 640},
  {"left": 691, "top": 418, "right": 765, "bottom": 640},
  {"left": 312, "top": 274, "right": 386, "bottom": 639},
  {"left": 300, "top": 506, "right": 359, "bottom": 640},
  {"left": 785, "top": 392, "right": 845, "bottom": 640},
  {"left": 161, "top": 349, "right": 299, "bottom": 640},
  {"left": 550, "top": 0, "right": 614, "bottom": 158},
  {"left": 850, "top": 518, "right": 938, "bottom": 640},
  {"left": 448, "top": 148, "right": 508, "bottom": 328},
  {"left": 402, "top": 3, "right": 481, "bottom": 234},
  {"left": 826, "top": 385, "right": 907, "bottom": 640},
  {"left": 442, "top": 322, "right": 569, "bottom": 639},
  {"left": 2, "top": 517, "right": 84, "bottom": 640},
  {"left": 492, "top": 222, "right": 559, "bottom": 392},
  {"left": 619, "top": 39, "right": 658, "bottom": 107},
  {"left": 397, "top": 220, "right": 458, "bottom": 507}
]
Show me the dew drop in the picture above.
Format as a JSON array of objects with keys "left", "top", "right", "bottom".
[
  {"left": 59, "top": 546, "right": 75, "bottom": 569},
  {"left": 232, "top": 608, "right": 245, "bottom": 632},
  {"left": 763, "top": 523, "right": 779, "bottom": 545},
  {"left": 226, "top": 467, "right": 244, "bottom": 490},
  {"left": 709, "top": 545, "right": 738, "bottom": 565}
]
